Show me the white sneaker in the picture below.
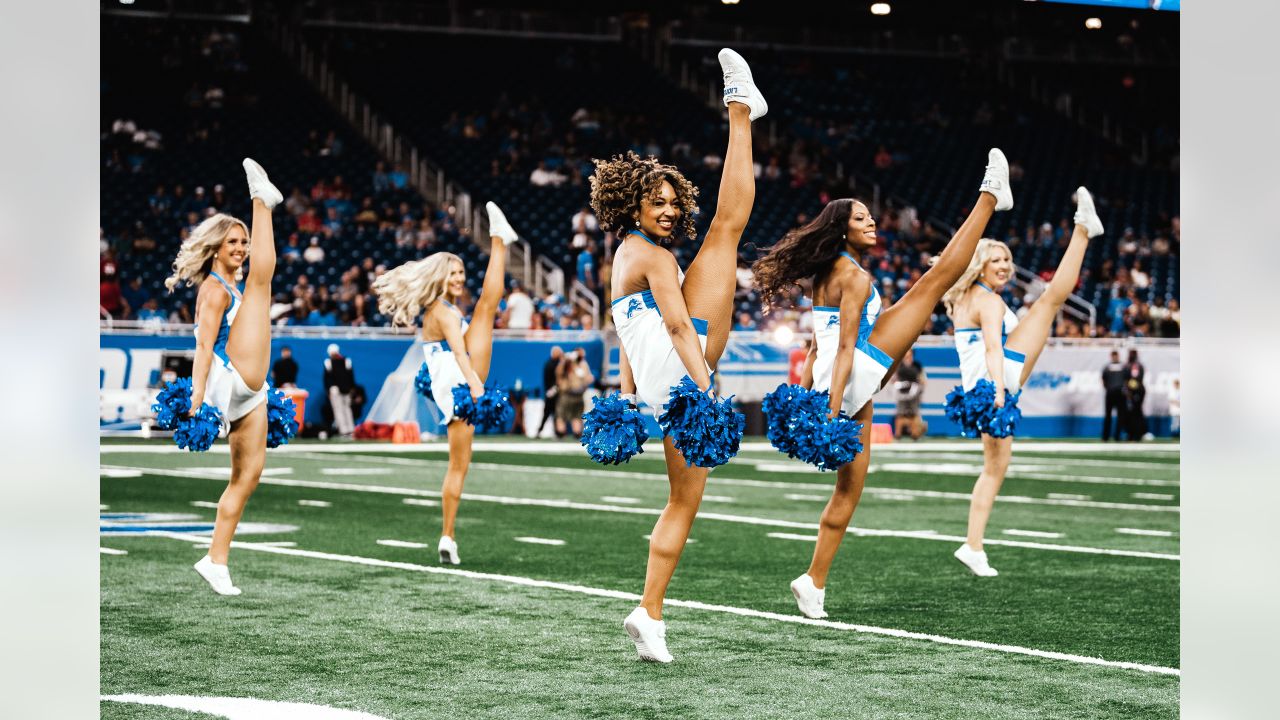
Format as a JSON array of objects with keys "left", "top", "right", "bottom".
[
  {"left": 242, "top": 157, "right": 283, "bottom": 209},
  {"left": 954, "top": 544, "right": 999, "bottom": 577},
  {"left": 978, "top": 148, "right": 1014, "bottom": 212},
  {"left": 1073, "top": 186, "right": 1105, "bottom": 238},
  {"left": 719, "top": 48, "right": 768, "bottom": 121},
  {"left": 790, "top": 573, "right": 828, "bottom": 619},
  {"left": 623, "top": 606, "right": 674, "bottom": 663},
  {"left": 485, "top": 201, "right": 519, "bottom": 245},
  {"left": 438, "top": 535, "right": 460, "bottom": 565},
  {"left": 194, "top": 555, "right": 242, "bottom": 596}
]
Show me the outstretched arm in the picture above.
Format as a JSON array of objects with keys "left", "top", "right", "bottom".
[
  {"left": 978, "top": 295, "right": 1007, "bottom": 407},
  {"left": 825, "top": 271, "right": 871, "bottom": 417},
  {"left": 437, "top": 305, "right": 485, "bottom": 399}
]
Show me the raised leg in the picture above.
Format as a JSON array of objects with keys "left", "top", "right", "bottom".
[
  {"left": 1006, "top": 223, "right": 1091, "bottom": 383},
  {"left": 463, "top": 235, "right": 508, "bottom": 381},
  {"left": 680, "top": 103, "right": 754, "bottom": 369},
  {"left": 225, "top": 197, "right": 276, "bottom": 392},
  {"left": 207, "top": 402, "right": 267, "bottom": 564},
  {"left": 804, "top": 403, "right": 873, "bottom": 588},
  {"left": 964, "top": 434, "right": 1013, "bottom": 551},
  {"left": 441, "top": 420, "right": 475, "bottom": 539},
  {"left": 638, "top": 437, "right": 709, "bottom": 620}
]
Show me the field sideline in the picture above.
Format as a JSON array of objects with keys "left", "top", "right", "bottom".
[{"left": 101, "top": 437, "right": 1179, "bottom": 719}]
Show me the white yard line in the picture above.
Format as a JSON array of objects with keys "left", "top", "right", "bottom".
[
  {"left": 143, "top": 531, "right": 1180, "bottom": 677},
  {"left": 702, "top": 495, "right": 736, "bottom": 503},
  {"left": 1131, "top": 493, "right": 1175, "bottom": 501},
  {"left": 1048, "top": 493, "right": 1092, "bottom": 501},
  {"left": 103, "top": 466, "right": 1179, "bottom": 560},
  {"left": 189, "top": 501, "right": 220, "bottom": 509},
  {"left": 600, "top": 496, "right": 641, "bottom": 505},
  {"left": 513, "top": 537, "right": 566, "bottom": 546},
  {"left": 1116, "top": 528, "right": 1176, "bottom": 538},
  {"left": 319, "top": 468, "right": 394, "bottom": 476},
  {"left": 401, "top": 498, "right": 440, "bottom": 507},
  {"left": 298, "top": 500, "right": 333, "bottom": 508},
  {"left": 376, "top": 539, "right": 431, "bottom": 549},
  {"left": 1003, "top": 529, "right": 1064, "bottom": 539},
  {"left": 99, "top": 547, "right": 129, "bottom": 556},
  {"left": 753, "top": 462, "right": 1178, "bottom": 488}
]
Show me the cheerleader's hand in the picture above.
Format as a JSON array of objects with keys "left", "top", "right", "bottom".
[
  {"left": 189, "top": 395, "right": 204, "bottom": 417},
  {"left": 993, "top": 390, "right": 1006, "bottom": 409},
  {"left": 469, "top": 381, "right": 485, "bottom": 401}
]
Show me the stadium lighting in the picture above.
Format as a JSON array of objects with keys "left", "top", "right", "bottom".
[
  {"left": 119, "top": 0, "right": 136, "bottom": 5},
  {"left": 871, "top": 3, "right": 892, "bottom": 15},
  {"left": 720, "top": 0, "right": 741, "bottom": 5},
  {"left": 773, "top": 325, "right": 795, "bottom": 346},
  {"left": 1085, "top": 17, "right": 1102, "bottom": 29}
]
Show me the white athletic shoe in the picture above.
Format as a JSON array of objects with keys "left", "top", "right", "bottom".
[
  {"left": 719, "top": 48, "right": 768, "bottom": 121},
  {"left": 954, "top": 544, "right": 999, "bottom": 577},
  {"left": 978, "top": 148, "right": 1014, "bottom": 212},
  {"left": 790, "top": 573, "right": 828, "bottom": 619},
  {"left": 242, "top": 158, "right": 283, "bottom": 209},
  {"left": 438, "top": 535, "right": 460, "bottom": 565},
  {"left": 623, "top": 606, "right": 674, "bottom": 663},
  {"left": 1073, "top": 186, "right": 1105, "bottom": 238},
  {"left": 194, "top": 555, "right": 242, "bottom": 596},
  {"left": 485, "top": 201, "right": 520, "bottom": 245}
]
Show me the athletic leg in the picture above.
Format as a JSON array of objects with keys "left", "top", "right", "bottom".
[
  {"left": 207, "top": 403, "right": 268, "bottom": 564},
  {"left": 225, "top": 160, "right": 281, "bottom": 391},
  {"left": 804, "top": 402, "right": 873, "bottom": 588},
  {"left": 1006, "top": 223, "right": 1091, "bottom": 383},
  {"left": 964, "top": 434, "right": 1013, "bottom": 551},
  {"left": 638, "top": 438, "right": 709, "bottom": 620},
  {"left": 441, "top": 420, "right": 474, "bottom": 539},
  {"left": 463, "top": 234, "right": 508, "bottom": 382}
]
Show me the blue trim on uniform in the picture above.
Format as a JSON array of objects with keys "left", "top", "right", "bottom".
[
  {"left": 611, "top": 289, "right": 658, "bottom": 309},
  {"left": 691, "top": 317, "right": 709, "bottom": 336},
  {"left": 813, "top": 306, "right": 839, "bottom": 312},
  {"left": 976, "top": 281, "right": 996, "bottom": 294},
  {"left": 627, "top": 229, "right": 659, "bottom": 247},
  {"left": 858, "top": 340, "right": 893, "bottom": 369},
  {"left": 954, "top": 327, "right": 982, "bottom": 333},
  {"left": 840, "top": 251, "right": 863, "bottom": 270},
  {"left": 1003, "top": 348, "right": 1026, "bottom": 363}
]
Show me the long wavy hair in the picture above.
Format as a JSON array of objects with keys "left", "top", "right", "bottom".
[
  {"left": 940, "top": 238, "right": 1014, "bottom": 316},
  {"left": 588, "top": 151, "right": 699, "bottom": 241},
  {"left": 751, "top": 199, "right": 858, "bottom": 311},
  {"left": 164, "top": 213, "right": 249, "bottom": 292},
  {"left": 371, "top": 252, "right": 463, "bottom": 327}
]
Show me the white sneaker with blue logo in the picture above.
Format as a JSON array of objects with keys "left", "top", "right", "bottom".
[
  {"left": 978, "top": 148, "right": 1013, "bottom": 212},
  {"left": 719, "top": 48, "right": 768, "bottom": 121},
  {"left": 1073, "top": 186, "right": 1105, "bottom": 238}
]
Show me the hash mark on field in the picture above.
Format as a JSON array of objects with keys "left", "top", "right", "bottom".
[
  {"left": 1048, "top": 493, "right": 1091, "bottom": 501},
  {"left": 298, "top": 500, "right": 332, "bottom": 508},
  {"left": 644, "top": 534, "right": 696, "bottom": 544},
  {"left": 193, "top": 467, "right": 293, "bottom": 477},
  {"left": 1131, "top": 493, "right": 1175, "bottom": 501},
  {"left": 514, "top": 536, "right": 566, "bottom": 546},
  {"left": 785, "top": 493, "right": 830, "bottom": 502},
  {"left": 600, "top": 496, "right": 641, "bottom": 504},
  {"left": 769, "top": 530, "right": 939, "bottom": 542},
  {"left": 99, "top": 547, "right": 128, "bottom": 556},
  {"left": 1003, "top": 529, "right": 1064, "bottom": 539},
  {"left": 190, "top": 501, "right": 220, "bottom": 509},
  {"left": 148, "top": 532, "right": 1179, "bottom": 677},
  {"left": 101, "top": 468, "right": 143, "bottom": 478},
  {"left": 1116, "top": 528, "right": 1175, "bottom": 537},
  {"left": 877, "top": 493, "right": 917, "bottom": 502},
  {"left": 190, "top": 541, "right": 298, "bottom": 549},
  {"left": 702, "top": 495, "right": 735, "bottom": 503},
  {"left": 377, "top": 539, "right": 431, "bottom": 549},
  {"left": 402, "top": 498, "right": 440, "bottom": 507},
  {"left": 767, "top": 532, "right": 820, "bottom": 542},
  {"left": 320, "top": 468, "right": 394, "bottom": 476}
]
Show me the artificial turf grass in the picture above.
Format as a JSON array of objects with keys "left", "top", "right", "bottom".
[
  {"left": 102, "top": 471, "right": 1178, "bottom": 669},
  {"left": 101, "top": 536, "right": 1177, "bottom": 720}
]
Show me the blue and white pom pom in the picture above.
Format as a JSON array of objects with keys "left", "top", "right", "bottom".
[
  {"left": 945, "top": 380, "right": 1021, "bottom": 438},
  {"left": 152, "top": 378, "right": 223, "bottom": 452},
  {"left": 793, "top": 412, "right": 864, "bottom": 472},
  {"left": 982, "top": 386, "right": 1022, "bottom": 438},
  {"left": 657, "top": 376, "right": 744, "bottom": 468},
  {"left": 265, "top": 387, "right": 300, "bottom": 448},
  {"left": 451, "top": 384, "right": 515, "bottom": 433},
  {"left": 944, "top": 385, "right": 979, "bottom": 438},
  {"left": 414, "top": 362, "right": 432, "bottom": 398},
  {"left": 762, "top": 383, "right": 827, "bottom": 459},
  {"left": 580, "top": 392, "right": 649, "bottom": 465}
]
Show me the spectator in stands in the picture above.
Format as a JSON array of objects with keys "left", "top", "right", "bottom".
[
  {"left": 874, "top": 145, "right": 893, "bottom": 170},
  {"left": 893, "top": 348, "right": 928, "bottom": 440},
  {"left": 571, "top": 205, "right": 599, "bottom": 238},
  {"left": 1123, "top": 349, "right": 1148, "bottom": 441},
  {"left": 577, "top": 242, "right": 597, "bottom": 291},
  {"left": 537, "top": 346, "right": 563, "bottom": 438},
  {"left": 100, "top": 261, "right": 123, "bottom": 319},
  {"left": 1165, "top": 298, "right": 1181, "bottom": 338},
  {"left": 388, "top": 164, "right": 408, "bottom": 190},
  {"left": 1101, "top": 350, "right": 1126, "bottom": 441},
  {"left": 323, "top": 343, "right": 357, "bottom": 437},
  {"left": 1168, "top": 377, "right": 1181, "bottom": 438},
  {"left": 504, "top": 280, "right": 535, "bottom": 330},
  {"left": 136, "top": 298, "right": 166, "bottom": 326},
  {"left": 303, "top": 236, "right": 325, "bottom": 264},
  {"left": 122, "top": 276, "right": 150, "bottom": 318},
  {"left": 285, "top": 188, "right": 308, "bottom": 217},
  {"left": 733, "top": 312, "right": 757, "bottom": 331},
  {"left": 555, "top": 348, "right": 594, "bottom": 439},
  {"left": 1131, "top": 260, "right": 1151, "bottom": 290},
  {"left": 530, "top": 160, "right": 567, "bottom": 187},
  {"left": 282, "top": 234, "right": 303, "bottom": 262},
  {"left": 272, "top": 346, "right": 299, "bottom": 388}
]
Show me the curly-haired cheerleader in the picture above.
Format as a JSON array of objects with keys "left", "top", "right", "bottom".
[
  {"left": 590, "top": 49, "right": 766, "bottom": 663},
  {"left": 372, "top": 202, "right": 519, "bottom": 566},
  {"left": 752, "top": 150, "right": 1015, "bottom": 618},
  {"left": 165, "top": 159, "right": 283, "bottom": 596},
  {"left": 944, "top": 188, "right": 1104, "bottom": 577}
]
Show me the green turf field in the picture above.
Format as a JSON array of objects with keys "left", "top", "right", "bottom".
[{"left": 100, "top": 438, "right": 1179, "bottom": 719}]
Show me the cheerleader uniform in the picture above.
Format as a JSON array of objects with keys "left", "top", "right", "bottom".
[
  {"left": 197, "top": 271, "right": 267, "bottom": 427},
  {"left": 811, "top": 252, "right": 892, "bottom": 414},
  {"left": 954, "top": 282, "right": 1025, "bottom": 392},
  {"left": 609, "top": 231, "right": 711, "bottom": 411},
  {"left": 422, "top": 301, "right": 470, "bottom": 424}
]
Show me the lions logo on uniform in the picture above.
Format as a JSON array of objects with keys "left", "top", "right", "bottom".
[
  {"left": 626, "top": 298, "right": 643, "bottom": 319},
  {"left": 967, "top": 333, "right": 982, "bottom": 344},
  {"left": 825, "top": 314, "right": 840, "bottom": 330}
]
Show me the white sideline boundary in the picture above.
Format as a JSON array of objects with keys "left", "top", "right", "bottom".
[
  {"left": 142, "top": 531, "right": 1179, "bottom": 677},
  {"left": 102, "top": 465, "right": 1179, "bottom": 561}
]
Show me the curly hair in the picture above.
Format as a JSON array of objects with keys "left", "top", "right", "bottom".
[
  {"left": 751, "top": 199, "right": 858, "bottom": 312},
  {"left": 588, "top": 151, "right": 699, "bottom": 241}
]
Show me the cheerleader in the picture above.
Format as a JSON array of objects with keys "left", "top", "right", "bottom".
[
  {"left": 165, "top": 159, "right": 282, "bottom": 596},
  {"left": 751, "top": 149, "right": 1015, "bottom": 618},
  {"left": 944, "top": 187, "right": 1104, "bottom": 577},
  {"left": 372, "top": 202, "right": 519, "bottom": 565},
  {"left": 591, "top": 48, "right": 766, "bottom": 663}
]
